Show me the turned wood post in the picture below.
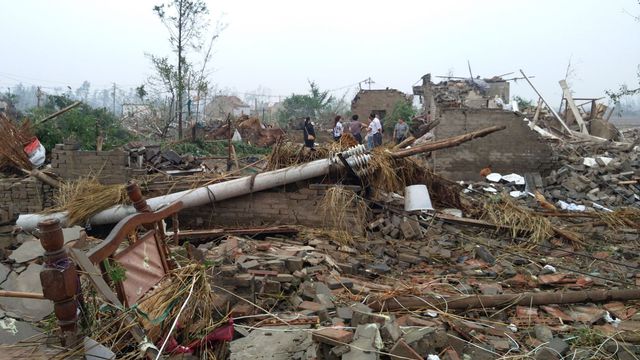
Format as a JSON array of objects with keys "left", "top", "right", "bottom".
[
  {"left": 127, "top": 180, "right": 151, "bottom": 214},
  {"left": 127, "top": 180, "right": 175, "bottom": 268},
  {"left": 127, "top": 180, "right": 154, "bottom": 234},
  {"left": 38, "top": 218, "right": 79, "bottom": 347}
]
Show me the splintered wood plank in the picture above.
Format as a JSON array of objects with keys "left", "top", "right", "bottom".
[{"left": 559, "top": 79, "right": 589, "bottom": 135}]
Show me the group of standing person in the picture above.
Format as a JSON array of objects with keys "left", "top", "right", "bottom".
[{"left": 304, "top": 113, "right": 410, "bottom": 150}]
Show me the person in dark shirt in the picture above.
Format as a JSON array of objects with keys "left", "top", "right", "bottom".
[
  {"left": 303, "top": 116, "right": 316, "bottom": 149},
  {"left": 349, "top": 114, "right": 365, "bottom": 144},
  {"left": 393, "top": 118, "right": 409, "bottom": 144}
]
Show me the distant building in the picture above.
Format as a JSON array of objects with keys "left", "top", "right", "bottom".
[
  {"left": 206, "top": 95, "right": 251, "bottom": 121},
  {"left": 413, "top": 73, "right": 510, "bottom": 116},
  {"left": 121, "top": 103, "right": 154, "bottom": 134},
  {"left": 350, "top": 89, "right": 412, "bottom": 123}
]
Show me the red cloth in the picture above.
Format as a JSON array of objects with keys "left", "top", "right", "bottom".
[{"left": 162, "top": 318, "right": 235, "bottom": 354}]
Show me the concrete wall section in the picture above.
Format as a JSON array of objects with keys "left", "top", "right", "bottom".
[
  {"left": 433, "top": 109, "right": 555, "bottom": 181},
  {"left": 51, "top": 148, "right": 130, "bottom": 184}
]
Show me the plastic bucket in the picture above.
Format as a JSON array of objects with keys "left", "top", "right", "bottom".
[
  {"left": 404, "top": 184, "right": 434, "bottom": 212},
  {"left": 24, "top": 137, "right": 41, "bottom": 156}
]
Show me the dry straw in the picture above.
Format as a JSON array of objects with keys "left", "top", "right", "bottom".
[
  {"left": 0, "top": 113, "right": 32, "bottom": 171},
  {"left": 136, "top": 264, "right": 229, "bottom": 346},
  {"left": 318, "top": 186, "right": 368, "bottom": 245},
  {"left": 56, "top": 264, "right": 229, "bottom": 359},
  {"left": 368, "top": 147, "right": 421, "bottom": 193},
  {"left": 49, "top": 176, "right": 127, "bottom": 225},
  {"left": 481, "top": 195, "right": 554, "bottom": 247},
  {"left": 265, "top": 135, "right": 357, "bottom": 171},
  {"left": 600, "top": 207, "right": 640, "bottom": 230}
]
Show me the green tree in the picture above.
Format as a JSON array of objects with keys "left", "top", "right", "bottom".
[
  {"left": 30, "top": 95, "right": 130, "bottom": 151},
  {"left": 385, "top": 100, "right": 416, "bottom": 133},
  {"left": 277, "top": 81, "right": 334, "bottom": 126},
  {"left": 136, "top": 85, "right": 148, "bottom": 101},
  {"left": 154, "top": 0, "right": 209, "bottom": 139}
]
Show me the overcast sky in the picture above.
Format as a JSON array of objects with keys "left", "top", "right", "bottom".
[{"left": 1, "top": 0, "right": 638, "bottom": 105}]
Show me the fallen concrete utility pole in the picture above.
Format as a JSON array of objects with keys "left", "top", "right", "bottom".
[
  {"left": 390, "top": 125, "right": 505, "bottom": 158},
  {"left": 368, "top": 288, "right": 640, "bottom": 312},
  {"left": 17, "top": 126, "right": 505, "bottom": 231}
]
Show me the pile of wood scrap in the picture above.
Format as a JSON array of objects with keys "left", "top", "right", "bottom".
[
  {"left": 124, "top": 143, "right": 203, "bottom": 174},
  {"left": 237, "top": 116, "right": 285, "bottom": 147}
]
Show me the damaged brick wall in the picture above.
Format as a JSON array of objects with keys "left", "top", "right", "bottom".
[
  {"left": 351, "top": 89, "right": 411, "bottom": 124},
  {"left": 180, "top": 183, "right": 364, "bottom": 234},
  {"left": 51, "top": 147, "right": 130, "bottom": 184},
  {"left": 433, "top": 108, "right": 555, "bottom": 181},
  {"left": 0, "top": 177, "right": 54, "bottom": 223}
]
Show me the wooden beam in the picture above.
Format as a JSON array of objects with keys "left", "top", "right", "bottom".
[
  {"left": 0, "top": 290, "right": 45, "bottom": 299},
  {"left": 519, "top": 70, "right": 573, "bottom": 135},
  {"left": 559, "top": 80, "right": 589, "bottom": 134},
  {"left": 368, "top": 288, "right": 640, "bottom": 312},
  {"left": 390, "top": 125, "right": 506, "bottom": 159},
  {"left": 530, "top": 97, "right": 543, "bottom": 127},
  {"left": 37, "top": 101, "right": 82, "bottom": 125}
]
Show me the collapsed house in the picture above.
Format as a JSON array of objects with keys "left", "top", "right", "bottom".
[
  {"left": 0, "top": 69, "right": 639, "bottom": 360},
  {"left": 351, "top": 89, "right": 413, "bottom": 123}
]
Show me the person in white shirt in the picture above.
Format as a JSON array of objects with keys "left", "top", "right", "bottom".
[
  {"left": 332, "top": 115, "right": 344, "bottom": 142},
  {"left": 368, "top": 112, "right": 383, "bottom": 147}
]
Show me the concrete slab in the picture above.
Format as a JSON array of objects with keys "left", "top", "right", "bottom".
[
  {"left": 0, "top": 263, "right": 10, "bottom": 285},
  {"left": 342, "top": 324, "right": 382, "bottom": 360},
  {"left": 62, "top": 226, "right": 83, "bottom": 243},
  {"left": 8, "top": 226, "right": 81, "bottom": 264},
  {"left": 9, "top": 239, "right": 43, "bottom": 263},
  {"left": 0, "top": 264, "right": 53, "bottom": 321},
  {"left": 230, "top": 327, "right": 315, "bottom": 360},
  {"left": 0, "top": 317, "right": 43, "bottom": 345}
]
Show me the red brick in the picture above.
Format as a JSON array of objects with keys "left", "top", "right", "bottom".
[
  {"left": 297, "top": 301, "right": 325, "bottom": 312},
  {"left": 247, "top": 269, "right": 278, "bottom": 276},
  {"left": 229, "top": 303, "right": 254, "bottom": 317},
  {"left": 312, "top": 328, "right": 353, "bottom": 346},
  {"left": 256, "top": 242, "right": 271, "bottom": 251},
  {"left": 389, "top": 339, "right": 422, "bottom": 360}
]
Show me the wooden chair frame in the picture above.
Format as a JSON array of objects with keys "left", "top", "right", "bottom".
[{"left": 86, "top": 201, "right": 183, "bottom": 307}]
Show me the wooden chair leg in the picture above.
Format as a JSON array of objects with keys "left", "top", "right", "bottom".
[{"left": 38, "top": 218, "right": 80, "bottom": 347}]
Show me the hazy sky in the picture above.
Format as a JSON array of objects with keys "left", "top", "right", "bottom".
[{"left": 1, "top": 0, "right": 638, "bottom": 105}]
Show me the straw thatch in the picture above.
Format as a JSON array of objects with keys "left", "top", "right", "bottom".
[
  {"left": 0, "top": 113, "right": 32, "bottom": 172},
  {"left": 136, "top": 264, "right": 229, "bottom": 345},
  {"left": 481, "top": 195, "right": 554, "bottom": 247},
  {"left": 264, "top": 140, "right": 330, "bottom": 170},
  {"left": 49, "top": 177, "right": 127, "bottom": 225},
  {"left": 318, "top": 186, "right": 368, "bottom": 245},
  {"left": 57, "top": 264, "right": 229, "bottom": 359},
  {"left": 368, "top": 147, "right": 423, "bottom": 193}
]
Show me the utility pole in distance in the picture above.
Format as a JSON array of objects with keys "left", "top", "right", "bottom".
[
  {"left": 362, "top": 77, "right": 375, "bottom": 90},
  {"left": 112, "top": 83, "right": 117, "bottom": 115},
  {"left": 36, "top": 86, "right": 42, "bottom": 108}
]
